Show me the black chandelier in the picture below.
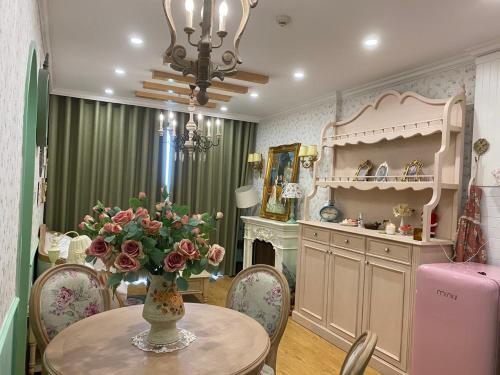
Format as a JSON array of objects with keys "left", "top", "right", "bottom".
[{"left": 162, "top": 0, "right": 258, "bottom": 105}]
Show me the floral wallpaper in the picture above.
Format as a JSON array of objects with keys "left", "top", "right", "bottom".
[
  {"left": 254, "top": 62, "right": 476, "bottom": 221},
  {"left": 0, "top": 0, "right": 45, "bottom": 326}
]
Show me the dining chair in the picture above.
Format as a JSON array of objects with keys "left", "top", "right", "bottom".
[
  {"left": 226, "top": 264, "right": 290, "bottom": 375},
  {"left": 339, "top": 331, "right": 378, "bottom": 375},
  {"left": 29, "top": 263, "right": 111, "bottom": 353}
]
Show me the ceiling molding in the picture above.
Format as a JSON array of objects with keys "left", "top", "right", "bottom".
[
  {"left": 38, "top": 0, "right": 55, "bottom": 88},
  {"left": 50, "top": 87, "right": 261, "bottom": 123},
  {"left": 466, "top": 38, "right": 500, "bottom": 58}
]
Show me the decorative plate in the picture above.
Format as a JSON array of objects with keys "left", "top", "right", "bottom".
[{"left": 374, "top": 162, "right": 389, "bottom": 182}]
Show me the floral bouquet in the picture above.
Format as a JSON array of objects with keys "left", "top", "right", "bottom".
[{"left": 79, "top": 188, "right": 225, "bottom": 291}]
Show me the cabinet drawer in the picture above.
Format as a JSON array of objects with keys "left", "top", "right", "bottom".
[
  {"left": 302, "top": 226, "right": 330, "bottom": 244},
  {"left": 367, "top": 239, "right": 411, "bottom": 264},
  {"left": 331, "top": 231, "right": 365, "bottom": 252}
]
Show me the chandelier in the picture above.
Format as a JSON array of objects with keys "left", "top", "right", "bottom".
[
  {"left": 158, "top": 85, "right": 222, "bottom": 161},
  {"left": 162, "top": 0, "right": 259, "bottom": 105}
]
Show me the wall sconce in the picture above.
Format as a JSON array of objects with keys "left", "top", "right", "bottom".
[
  {"left": 248, "top": 153, "right": 263, "bottom": 177},
  {"left": 299, "top": 145, "right": 318, "bottom": 168}
]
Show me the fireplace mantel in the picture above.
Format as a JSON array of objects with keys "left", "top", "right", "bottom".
[{"left": 241, "top": 216, "right": 299, "bottom": 273}]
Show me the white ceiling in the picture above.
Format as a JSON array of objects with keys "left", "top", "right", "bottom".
[{"left": 45, "top": 0, "right": 500, "bottom": 121}]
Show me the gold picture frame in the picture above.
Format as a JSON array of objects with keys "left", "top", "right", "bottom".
[
  {"left": 354, "top": 160, "right": 373, "bottom": 181},
  {"left": 401, "top": 160, "right": 424, "bottom": 181},
  {"left": 260, "top": 143, "right": 301, "bottom": 221}
]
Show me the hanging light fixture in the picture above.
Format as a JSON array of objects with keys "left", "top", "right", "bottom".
[
  {"left": 158, "top": 85, "right": 222, "bottom": 161},
  {"left": 162, "top": 0, "right": 259, "bottom": 105}
]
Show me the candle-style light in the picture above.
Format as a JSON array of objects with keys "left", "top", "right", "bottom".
[
  {"left": 207, "top": 120, "right": 212, "bottom": 138},
  {"left": 158, "top": 112, "right": 165, "bottom": 136},
  {"left": 163, "top": 0, "right": 259, "bottom": 106},
  {"left": 216, "top": 118, "right": 222, "bottom": 136}
]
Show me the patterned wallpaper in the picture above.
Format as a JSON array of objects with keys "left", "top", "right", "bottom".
[
  {"left": 0, "top": 0, "right": 45, "bottom": 326},
  {"left": 255, "top": 62, "right": 476, "bottom": 221}
]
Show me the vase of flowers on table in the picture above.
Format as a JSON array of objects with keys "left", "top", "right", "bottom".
[{"left": 80, "top": 188, "right": 225, "bottom": 349}]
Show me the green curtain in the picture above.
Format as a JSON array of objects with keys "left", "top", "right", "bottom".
[
  {"left": 46, "top": 95, "right": 163, "bottom": 232},
  {"left": 171, "top": 113, "right": 257, "bottom": 275}
]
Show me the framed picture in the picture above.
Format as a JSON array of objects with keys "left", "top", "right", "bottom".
[
  {"left": 401, "top": 160, "right": 424, "bottom": 181},
  {"left": 355, "top": 160, "right": 373, "bottom": 181},
  {"left": 260, "top": 143, "right": 301, "bottom": 221},
  {"left": 375, "top": 162, "right": 389, "bottom": 182}
]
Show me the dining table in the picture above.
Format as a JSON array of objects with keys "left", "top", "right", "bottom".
[{"left": 43, "top": 303, "right": 271, "bottom": 375}]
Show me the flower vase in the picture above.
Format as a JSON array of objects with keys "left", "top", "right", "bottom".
[{"left": 142, "top": 275, "right": 185, "bottom": 345}]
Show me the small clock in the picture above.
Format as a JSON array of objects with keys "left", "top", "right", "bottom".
[{"left": 319, "top": 200, "right": 342, "bottom": 222}]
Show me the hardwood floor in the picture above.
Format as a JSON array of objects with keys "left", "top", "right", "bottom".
[{"left": 184, "top": 276, "right": 382, "bottom": 375}]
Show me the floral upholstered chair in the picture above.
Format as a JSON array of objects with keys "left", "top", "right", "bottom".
[
  {"left": 226, "top": 264, "right": 290, "bottom": 375},
  {"left": 29, "top": 264, "right": 111, "bottom": 353}
]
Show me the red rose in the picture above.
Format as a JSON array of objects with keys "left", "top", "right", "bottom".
[
  {"left": 135, "top": 207, "right": 149, "bottom": 219},
  {"left": 114, "top": 253, "right": 140, "bottom": 272},
  {"left": 163, "top": 251, "right": 186, "bottom": 272},
  {"left": 121, "top": 240, "right": 143, "bottom": 258},
  {"left": 207, "top": 244, "right": 225, "bottom": 266},
  {"left": 102, "top": 222, "right": 122, "bottom": 234},
  {"left": 142, "top": 218, "right": 162, "bottom": 235},
  {"left": 176, "top": 239, "right": 200, "bottom": 260},
  {"left": 112, "top": 209, "right": 134, "bottom": 226},
  {"left": 86, "top": 237, "right": 111, "bottom": 258}
]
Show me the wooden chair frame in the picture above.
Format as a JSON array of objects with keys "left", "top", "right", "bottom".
[
  {"left": 226, "top": 264, "right": 290, "bottom": 372},
  {"left": 29, "top": 263, "right": 111, "bottom": 353},
  {"left": 340, "top": 331, "right": 378, "bottom": 375}
]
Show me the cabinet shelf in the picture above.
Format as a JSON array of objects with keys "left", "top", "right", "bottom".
[
  {"left": 324, "top": 118, "right": 461, "bottom": 147},
  {"left": 316, "top": 176, "right": 459, "bottom": 191}
]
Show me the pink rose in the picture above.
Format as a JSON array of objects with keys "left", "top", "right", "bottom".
[
  {"left": 78, "top": 222, "right": 85, "bottom": 230},
  {"left": 138, "top": 192, "right": 147, "bottom": 200},
  {"left": 181, "top": 215, "right": 189, "bottom": 225},
  {"left": 135, "top": 207, "right": 149, "bottom": 219},
  {"left": 216, "top": 212, "right": 224, "bottom": 220},
  {"left": 114, "top": 253, "right": 140, "bottom": 272},
  {"left": 163, "top": 251, "right": 186, "bottom": 272},
  {"left": 176, "top": 239, "right": 200, "bottom": 260},
  {"left": 121, "top": 240, "right": 143, "bottom": 258},
  {"left": 105, "top": 207, "right": 111, "bottom": 212},
  {"left": 102, "top": 222, "right": 122, "bottom": 234},
  {"left": 155, "top": 202, "right": 165, "bottom": 211},
  {"left": 84, "top": 215, "right": 94, "bottom": 223},
  {"left": 195, "top": 236, "right": 208, "bottom": 246},
  {"left": 86, "top": 237, "right": 111, "bottom": 258},
  {"left": 112, "top": 208, "right": 134, "bottom": 226},
  {"left": 165, "top": 210, "right": 173, "bottom": 220},
  {"left": 98, "top": 213, "right": 109, "bottom": 221},
  {"left": 142, "top": 218, "right": 163, "bottom": 235},
  {"left": 92, "top": 205, "right": 100, "bottom": 212},
  {"left": 207, "top": 244, "right": 225, "bottom": 266},
  {"left": 56, "top": 287, "right": 75, "bottom": 309},
  {"left": 192, "top": 228, "right": 200, "bottom": 235}
]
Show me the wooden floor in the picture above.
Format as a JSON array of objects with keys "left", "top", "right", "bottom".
[{"left": 184, "top": 276, "right": 382, "bottom": 375}]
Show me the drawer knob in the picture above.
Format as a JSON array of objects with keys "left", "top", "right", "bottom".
[
  {"left": 365, "top": 260, "right": 369, "bottom": 265},
  {"left": 313, "top": 232, "right": 318, "bottom": 237},
  {"left": 344, "top": 239, "right": 349, "bottom": 244},
  {"left": 384, "top": 247, "right": 390, "bottom": 253}
]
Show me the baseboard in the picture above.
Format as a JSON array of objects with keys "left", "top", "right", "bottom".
[
  {"left": 292, "top": 309, "right": 407, "bottom": 375},
  {"left": 0, "top": 297, "right": 20, "bottom": 374}
]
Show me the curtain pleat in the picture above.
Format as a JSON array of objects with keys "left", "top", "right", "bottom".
[
  {"left": 172, "top": 115, "right": 256, "bottom": 275},
  {"left": 46, "top": 95, "right": 163, "bottom": 233}
]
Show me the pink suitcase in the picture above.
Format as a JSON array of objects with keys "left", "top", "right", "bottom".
[{"left": 412, "top": 263, "right": 500, "bottom": 375}]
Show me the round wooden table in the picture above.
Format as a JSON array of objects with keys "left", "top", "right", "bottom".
[{"left": 43, "top": 303, "right": 270, "bottom": 375}]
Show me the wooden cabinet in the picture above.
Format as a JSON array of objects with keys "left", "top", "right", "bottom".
[
  {"left": 326, "top": 246, "right": 365, "bottom": 342},
  {"left": 297, "top": 240, "right": 329, "bottom": 325},
  {"left": 293, "top": 223, "right": 452, "bottom": 375},
  {"left": 362, "top": 256, "right": 411, "bottom": 371}
]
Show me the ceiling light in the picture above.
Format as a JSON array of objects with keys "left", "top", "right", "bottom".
[
  {"left": 250, "top": 92, "right": 259, "bottom": 98},
  {"left": 220, "top": 106, "right": 228, "bottom": 112},
  {"left": 104, "top": 88, "right": 114, "bottom": 95},
  {"left": 197, "top": 113, "right": 204, "bottom": 120},
  {"left": 130, "top": 36, "right": 144, "bottom": 46},
  {"left": 167, "top": 78, "right": 175, "bottom": 83},
  {"left": 114, "top": 67, "right": 126, "bottom": 75},
  {"left": 167, "top": 90, "right": 174, "bottom": 94},
  {"left": 293, "top": 70, "right": 305, "bottom": 80},
  {"left": 363, "top": 36, "right": 380, "bottom": 49}
]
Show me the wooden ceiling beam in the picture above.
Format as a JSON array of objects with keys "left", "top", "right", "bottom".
[
  {"left": 152, "top": 70, "right": 249, "bottom": 94},
  {"left": 163, "top": 55, "right": 269, "bottom": 84},
  {"left": 142, "top": 81, "right": 232, "bottom": 102},
  {"left": 135, "top": 91, "right": 217, "bottom": 109}
]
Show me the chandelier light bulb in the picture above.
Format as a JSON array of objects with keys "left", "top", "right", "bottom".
[
  {"left": 215, "top": 119, "right": 221, "bottom": 126},
  {"left": 185, "top": 0, "right": 194, "bottom": 28},
  {"left": 185, "top": 0, "right": 194, "bottom": 12},
  {"left": 159, "top": 112, "right": 165, "bottom": 122},
  {"left": 219, "top": 1, "right": 228, "bottom": 17},
  {"left": 197, "top": 113, "right": 204, "bottom": 120},
  {"left": 219, "top": 1, "right": 228, "bottom": 32},
  {"left": 168, "top": 111, "right": 174, "bottom": 120}
]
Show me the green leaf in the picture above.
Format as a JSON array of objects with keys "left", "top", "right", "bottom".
[
  {"left": 104, "top": 235, "right": 116, "bottom": 243},
  {"left": 85, "top": 255, "right": 96, "bottom": 264},
  {"left": 107, "top": 272, "right": 123, "bottom": 287},
  {"left": 199, "top": 257, "right": 207, "bottom": 269},
  {"left": 176, "top": 276, "right": 189, "bottom": 291},
  {"left": 139, "top": 254, "right": 149, "bottom": 266},
  {"left": 163, "top": 272, "right": 176, "bottom": 282},
  {"left": 129, "top": 197, "right": 142, "bottom": 210},
  {"left": 172, "top": 204, "right": 189, "bottom": 217},
  {"left": 150, "top": 248, "right": 166, "bottom": 265},
  {"left": 159, "top": 226, "right": 168, "bottom": 237},
  {"left": 142, "top": 237, "right": 157, "bottom": 250},
  {"left": 182, "top": 269, "right": 192, "bottom": 279},
  {"left": 161, "top": 185, "right": 169, "bottom": 200},
  {"left": 124, "top": 272, "right": 139, "bottom": 283}
]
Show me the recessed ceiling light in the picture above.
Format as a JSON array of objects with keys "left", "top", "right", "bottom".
[
  {"left": 167, "top": 78, "right": 175, "bottom": 83},
  {"left": 114, "top": 67, "right": 126, "bottom": 75},
  {"left": 250, "top": 92, "right": 259, "bottom": 98},
  {"left": 105, "top": 88, "right": 114, "bottom": 95},
  {"left": 220, "top": 106, "right": 228, "bottom": 112},
  {"left": 293, "top": 70, "right": 305, "bottom": 80},
  {"left": 130, "top": 36, "right": 144, "bottom": 46},
  {"left": 167, "top": 90, "right": 174, "bottom": 94},
  {"left": 363, "top": 36, "right": 380, "bottom": 49}
]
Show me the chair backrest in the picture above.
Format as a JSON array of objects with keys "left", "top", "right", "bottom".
[
  {"left": 29, "top": 264, "right": 111, "bottom": 352},
  {"left": 226, "top": 264, "right": 290, "bottom": 371},
  {"left": 340, "top": 331, "right": 378, "bottom": 375}
]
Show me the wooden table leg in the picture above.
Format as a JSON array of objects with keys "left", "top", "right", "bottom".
[
  {"left": 28, "top": 322, "right": 37, "bottom": 375},
  {"left": 201, "top": 278, "right": 209, "bottom": 303}
]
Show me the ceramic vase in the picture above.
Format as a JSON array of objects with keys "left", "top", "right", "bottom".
[{"left": 142, "top": 274, "right": 185, "bottom": 345}]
